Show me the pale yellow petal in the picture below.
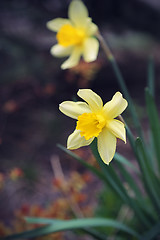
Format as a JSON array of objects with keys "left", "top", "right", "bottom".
[
  {"left": 83, "top": 37, "right": 99, "bottom": 62},
  {"left": 61, "top": 47, "right": 81, "bottom": 69},
  {"left": 87, "top": 20, "right": 98, "bottom": 35},
  {"left": 97, "top": 128, "right": 116, "bottom": 165},
  {"left": 103, "top": 92, "right": 128, "bottom": 119},
  {"left": 46, "top": 18, "right": 71, "bottom": 32},
  {"left": 67, "top": 129, "right": 94, "bottom": 149},
  {"left": 59, "top": 101, "right": 91, "bottom": 119},
  {"left": 50, "top": 44, "right": 73, "bottom": 57},
  {"left": 77, "top": 89, "right": 103, "bottom": 112},
  {"left": 68, "top": 0, "right": 88, "bottom": 27},
  {"left": 107, "top": 119, "right": 126, "bottom": 143}
]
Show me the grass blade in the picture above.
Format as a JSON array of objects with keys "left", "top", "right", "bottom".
[
  {"left": 115, "top": 161, "right": 156, "bottom": 223},
  {"left": 141, "top": 221, "right": 160, "bottom": 240},
  {"left": 25, "top": 217, "right": 108, "bottom": 240},
  {"left": 25, "top": 217, "right": 107, "bottom": 240},
  {"left": 90, "top": 139, "right": 150, "bottom": 228},
  {"left": 115, "top": 161, "right": 142, "bottom": 203},
  {"left": 135, "top": 137, "right": 160, "bottom": 214},
  {"left": 114, "top": 152, "right": 139, "bottom": 173},
  {"left": 2, "top": 218, "right": 141, "bottom": 240},
  {"left": 145, "top": 88, "right": 160, "bottom": 172}
]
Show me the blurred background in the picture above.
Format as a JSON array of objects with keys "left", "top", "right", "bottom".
[{"left": 0, "top": 0, "right": 160, "bottom": 238}]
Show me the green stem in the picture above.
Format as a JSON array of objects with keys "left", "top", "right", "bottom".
[
  {"left": 147, "top": 56, "right": 155, "bottom": 98},
  {"left": 96, "top": 31, "right": 144, "bottom": 140}
]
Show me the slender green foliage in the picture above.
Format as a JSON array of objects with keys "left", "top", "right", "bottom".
[
  {"left": 57, "top": 144, "right": 110, "bottom": 183},
  {"left": 110, "top": 57, "right": 143, "bottom": 140},
  {"left": 145, "top": 88, "right": 160, "bottom": 173},
  {"left": 114, "top": 152, "right": 139, "bottom": 173},
  {"left": 97, "top": 32, "right": 144, "bottom": 141},
  {"left": 147, "top": 56, "right": 155, "bottom": 98},
  {"left": 90, "top": 139, "right": 151, "bottom": 229},
  {"left": 2, "top": 218, "right": 141, "bottom": 240},
  {"left": 141, "top": 221, "right": 160, "bottom": 240},
  {"left": 135, "top": 138, "right": 160, "bottom": 214}
]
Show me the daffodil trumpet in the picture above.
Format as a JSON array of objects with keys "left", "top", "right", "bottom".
[
  {"left": 47, "top": 0, "right": 99, "bottom": 69},
  {"left": 59, "top": 89, "right": 128, "bottom": 164}
]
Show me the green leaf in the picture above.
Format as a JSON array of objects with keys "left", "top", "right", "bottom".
[
  {"left": 90, "top": 140, "right": 131, "bottom": 202},
  {"left": 57, "top": 143, "right": 147, "bottom": 225},
  {"left": 115, "top": 161, "right": 155, "bottom": 223},
  {"left": 90, "top": 139, "right": 150, "bottom": 228},
  {"left": 25, "top": 217, "right": 107, "bottom": 240},
  {"left": 57, "top": 144, "right": 144, "bottom": 225},
  {"left": 114, "top": 152, "right": 139, "bottom": 173},
  {"left": 2, "top": 218, "right": 141, "bottom": 240},
  {"left": 145, "top": 88, "right": 160, "bottom": 172},
  {"left": 115, "top": 161, "right": 142, "bottom": 203},
  {"left": 141, "top": 221, "right": 160, "bottom": 240},
  {"left": 25, "top": 217, "right": 61, "bottom": 224},
  {"left": 135, "top": 137, "right": 160, "bottom": 214},
  {"left": 125, "top": 123, "right": 158, "bottom": 216}
]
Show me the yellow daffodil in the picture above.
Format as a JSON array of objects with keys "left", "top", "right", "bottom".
[
  {"left": 59, "top": 89, "right": 128, "bottom": 164},
  {"left": 47, "top": 0, "right": 99, "bottom": 69}
]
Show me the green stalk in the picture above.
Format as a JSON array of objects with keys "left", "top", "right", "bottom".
[
  {"left": 96, "top": 32, "right": 144, "bottom": 140},
  {"left": 147, "top": 56, "right": 155, "bottom": 98}
]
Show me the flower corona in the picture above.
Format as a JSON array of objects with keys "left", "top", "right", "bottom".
[{"left": 76, "top": 112, "right": 106, "bottom": 140}]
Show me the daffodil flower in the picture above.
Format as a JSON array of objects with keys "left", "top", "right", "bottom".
[
  {"left": 47, "top": 0, "right": 99, "bottom": 69},
  {"left": 59, "top": 89, "right": 128, "bottom": 164}
]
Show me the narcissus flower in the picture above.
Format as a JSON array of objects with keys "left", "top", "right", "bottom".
[
  {"left": 47, "top": 0, "right": 99, "bottom": 69},
  {"left": 59, "top": 89, "right": 128, "bottom": 164}
]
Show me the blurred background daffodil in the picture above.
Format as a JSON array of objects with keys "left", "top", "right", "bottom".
[{"left": 47, "top": 0, "right": 99, "bottom": 69}]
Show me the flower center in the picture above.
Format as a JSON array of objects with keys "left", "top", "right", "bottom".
[
  {"left": 76, "top": 112, "right": 106, "bottom": 140},
  {"left": 56, "top": 24, "right": 86, "bottom": 47}
]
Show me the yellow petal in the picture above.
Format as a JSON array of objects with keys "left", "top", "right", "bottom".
[
  {"left": 97, "top": 128, "right": 116, "bottom": 164},
  {"left": 77, "top": 89, "right": 103, "bottom": 112},
  {"left": 50, "top": 44, "right": 73, "bottom": 57},
  {"left": 67, "top": 129, "right": 94, "bottom": 149},
  {"left": 103, "top": 92, "right": 128, "bottom": 119},
  {"left": 46, "top": 18, "right": 71, "bottom": 32},
  {"left": 83, "top": 37, "right": 99, "bottom": 62},
  {"left": 107, "top": 119, "right": 126, "bottom": 143},
  {"left": 68, "top": 0, "right": 88, "bottom": 27},
  {"left": 61, "top": 47, "right": 81, "bottom": 69},
  {"left": 59, "top": 101, "right": 91, "bottom": 119}
]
